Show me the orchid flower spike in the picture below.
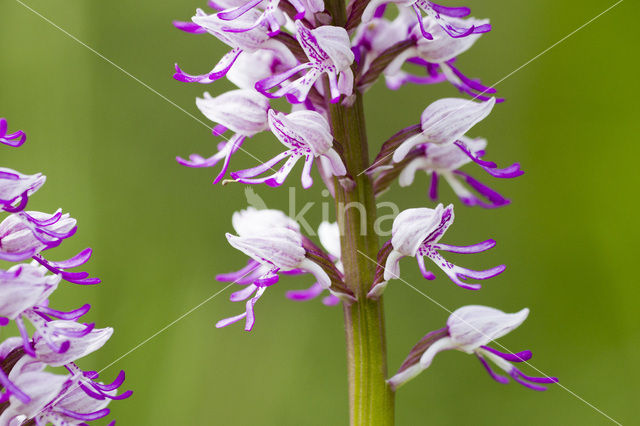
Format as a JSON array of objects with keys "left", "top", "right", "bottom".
[
  {"left": 396, "top": 136, "right": 523, "bottom": 207},
  {"left": 363, "top": 0, "right": 490, "bottom": 40},
  {"left": 286, "top": 221, "right": 341, "bottom": 306},
  {"left": 382, "top": 203, "right": 505, "bottom": 290},
  {"left": 231, "top": 109, "right": 346, "bottom": 188},
  {"left": 392, "top": 97, "right": 495, "bottom": 163},
  {"left": 389, "top": 305, "right": 558, "bottom": 391},
  {"left": 216, "top": 208, "right": 335, "bottom": 331},
  {"left": 255, "top": 21, "right": 355, "bottom": 103},
  {"left": 0, "top": 117, "right": 130, "bottom": 424},
  {"left": 176, "top": 89, "right": 270, "bottom": 184},
  {"left": 174, "top": 8, "right": 294, "bottom": 83}
]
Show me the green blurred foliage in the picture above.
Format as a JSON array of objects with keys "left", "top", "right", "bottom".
[{"left": 1, "top": 0, "right": 638, "bottom": 424}]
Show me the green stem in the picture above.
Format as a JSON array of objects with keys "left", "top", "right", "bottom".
[
  {"left": 331, "top": 82, "right": 395, "bottom": 426},
  {"left": 323, "top": 1, "right": 396, "bottom": 420}
]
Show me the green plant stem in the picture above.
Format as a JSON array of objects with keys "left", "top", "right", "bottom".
[
  {"left": 323, "top": 1, "right": 396, "bottom": 420},
  {"left": 330, "top": 84, "right": 395, "bottom": 426}
]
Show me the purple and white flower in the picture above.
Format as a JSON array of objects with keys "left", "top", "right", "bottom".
[
  {"left": 33, "top": 381, "right": 114, "bottom": 426},
  {"left": 0, "top": 367, "right": 68, "bottom": 423},
  {"left": 226, "top": 49, "right": 298, "bottom": 90},
  {"left": 0, "top": 169, "right": 45, "bottom": 213},
  {"left": 392, "top": 97, "right": 495, "bottom": 163},
  {"left": 217, "top": 207, "right": 339, "bottom": 330},
  {"left": 31, "top": 320, "right": 112, "bottom": 367},
  {"left": 218, "top": 227, "right": 332, "bottom": 330},
  {"left": 176, "top": 89, "right": 270, "bottom": 184},
  {"left": 216, "top": 207, "right": 301, "bottom": 285},
  {"left": 216, "top": 0, "right": 324, "bottom": 36},
  {"left": 174, "top": 8, "right": 294, "bottom": 83},
  {"left": 0, "top": 264, "right": 60, "bottom": 323},
  {"left": 382, "top": 204, "right": 505, "bottom": 290},
  {"left": 362, "top": 0, "right": 491, "bottom": 40},
  {"left": 352, "top": 9, "right": 417, "bottom": 77},
  {"left": 382, "top": 17, "right": 497, "bottom": 100},
  {"left": 231, "top": 109, "right": 346, "bottom": 188},
  {"left": 0, "top": 211, "right": 76, "bottom": 261},
  {"left": 396, "top": 136, "right": 522, "bottom": 207},
  {"left": 388, "top": 305, "right": 558, "bottom": 390},
  {"left": 0, "top": 211, "right": 100, "bottom": 285},
  {"left": 0, "top": 353, "right": 130, "bottom": 425},
  {"left": 255, "top": 21, "right": 354, "bottom": 103}
]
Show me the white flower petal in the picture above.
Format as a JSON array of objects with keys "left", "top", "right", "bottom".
[
  {"left": 447, "top": 305, "right": 529, "bottom": 352},
  {"left": 232, "top": 207, "right": 299, "bottom": 236},
  {"left": 393, "top": 98, "right": 495, "bottom": 162},
  {"left": 196, "top": 90, "right": 269, "bottom": 136}
]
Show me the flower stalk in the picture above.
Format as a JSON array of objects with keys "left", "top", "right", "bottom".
[
  {"left": 324, "top": 0, "right": 395, "bottom": 416},
  {"left": 331, "top": 84, "right": 395, "bottom": 426}
]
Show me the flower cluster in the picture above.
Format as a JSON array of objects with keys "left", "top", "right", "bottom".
[
  {"left": 0, "top": 119, "right": 131, "bottom": 425},
  {"left": 173, "top": 0, "right": 555, "bottom": 397}
]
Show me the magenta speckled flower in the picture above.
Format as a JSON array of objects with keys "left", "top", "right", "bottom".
[
  {"left": 393, "top": 97, "right": 496, "bottom": 162},
  {"left": 389, "top": 305, "right": 558, "bottom": 391},
  {"left": 231, "top": 109, "right": 346, "bottom": 188},
  {"left": 174, "top": 8, "right": 294, "bottom": 84},
  {"left": 216, "top": 207, "right": 347, "bottom": 330},
  {"left": 382, "top": 204, "right": 504, "bottom": 290},
  {"left": 363, "top": 0, "right": 490, "bottom": 40},
  {"left": 176, "top": 89, "right": 270, "bottom": 184},
  {"left": 216, "top": 0, "right": 324, "bottom": 36},
  {"left": 255, "top": 21, "right": 354, "bottom": 103}
]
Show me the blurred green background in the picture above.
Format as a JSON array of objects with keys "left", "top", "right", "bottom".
[{"left": 1, "top": 0, "right": 638, "bottom": 424}]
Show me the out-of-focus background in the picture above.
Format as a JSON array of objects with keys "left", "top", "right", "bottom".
[{"left": 1, "top": 0, "right": 638, "bottom": 424}]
